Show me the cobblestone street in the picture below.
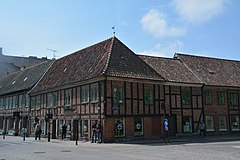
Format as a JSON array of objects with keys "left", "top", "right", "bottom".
[{"left": 1, "top": 135, "right": 240, "bottom": 160}]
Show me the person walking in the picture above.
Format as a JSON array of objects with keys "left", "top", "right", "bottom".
[
  {"left": 199, "top": 121, "right": 206, "bottom": 138},
  {"left": 96, "top": 121, "right": 102, "bottom": 143},
  {"left": 62, "top": 123, "right": 67, "bottom": 140},
  {"left": 91, "top": 120, "right": 97, "bottom": 143},
  {"left": 34, "top": 123, "right": 42, "bottom": 140}
]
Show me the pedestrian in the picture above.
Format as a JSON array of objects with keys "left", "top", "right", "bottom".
[
  {"left": 34, "top": 123, "right": 42, "bottom": 140},
  {"left": 96, "top": 121, "right": 102, "bottom": 143},
  {"left": 91, "top": 120, "right": 97, "bottom": 143},
  {"left": 199, "top": 121, "right": 206, "bottom": 138},
  {"left": 62, "top": 123, "right": 67, "bottom": 140}
]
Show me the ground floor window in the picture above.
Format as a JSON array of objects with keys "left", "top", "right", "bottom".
[
  {"left": 134, "top": 117, "right": 143, "bottom": 136},
  {"left": 114, "top": 118, "right": 125, "bottom": 137},
  {"left": 219, "top": 115, "right": 227, "bottom": 131},
  {"left": 231, "top": 115, "right": 239, "bottom": 131},
  {"left": 205, "top": 116, "right": 214, "bottom": 131},
  {"left": 183, "top": 116, "right": 192, "bottom": 132}
]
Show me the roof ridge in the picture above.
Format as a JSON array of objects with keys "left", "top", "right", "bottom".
[
  {"left": 175, "top": 53, "right": 240, "bottom": 62},
  {"left": 102, "top": 36, "right": 115, "bottom": 75}
]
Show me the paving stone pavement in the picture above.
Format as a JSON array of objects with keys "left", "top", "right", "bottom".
[{"left": 1, "top": 135, "right": 240, "bottom": 160}]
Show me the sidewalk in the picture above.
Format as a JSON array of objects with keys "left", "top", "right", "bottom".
[{"left": 1, "top": 134, "right": 240, "bottom": 145}]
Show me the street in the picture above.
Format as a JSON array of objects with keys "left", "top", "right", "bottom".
[{"left": 1, "top": 135, "right": 240, "bottom": 160}]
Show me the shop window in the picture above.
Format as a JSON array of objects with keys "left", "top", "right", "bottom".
[
  {"left": 205, "top": 116, "right": 214, "bottom": 131},
  {"left": 217, "top": 92, "right": 225, "bottom": 105},
  {"left": 83, "top": 120, "right": 88, "bottom": 132},
  {"left": 90, "top": 83, "right": 98, "bottom": 103},
  {"left": 114, "top": 118, "right": 125, "bottom": 137},
  {"left": 204, "top": 91, "right": 212, "bottom": 105},
  {"left": 231, "top": 115, "right": 239, "bottom": 131},
  {"left": 113, "top": 84, "right": 124, "bottom": 104},
  {"left": 134, "top": 117, "right": 143, "bottom": 136},
  {"left": 183, "top": 116, "right": 192, "bottom": 132},
  {"left": 144, "top": 88, "right": 153, "bottom": 105},
  {"left": 81, "top": 85, "right": 89, "bottom": 103},
  {"left": 182, "top": 89, "right": 190, "bottom": 105},
  {"left": 219, "top": 115, "right": 227, "bottom": 131}
]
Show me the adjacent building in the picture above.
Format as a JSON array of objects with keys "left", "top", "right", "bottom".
[{"left": 0, "top": 37, "right": 240, "bottom": 142}]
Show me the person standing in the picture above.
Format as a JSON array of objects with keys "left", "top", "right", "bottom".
[
  {"left": 62, "top": 123, "right": 67, "bottom": 140},
  {"left": 199, "top": 121, "right": 206, "bottom": 137},
  {"left": 34, "top": 123, "right": 42, "bottom": 140},
  {"left": 91, "top": 120, "right": 97, "bottom": 143},
  {"left": 96, "top": 121, "right": 102, "bottom": 143}
]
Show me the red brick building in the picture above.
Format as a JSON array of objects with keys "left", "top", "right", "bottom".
[{"left": 1, "top": 37, "right": 240, "bottom": 142}]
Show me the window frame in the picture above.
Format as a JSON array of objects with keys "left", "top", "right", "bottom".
[
  {"left": 182, "top": 89, "right": 190, "bottom": 105},
  {"left": 81, "top": 85, "right": 89, "bottom": 104},
  {"left": 217, "top": 91, "right": 225, "bottom": 105},
  {"left": 90, "top": 83, "right": 98, "bottom": 103},
  {"left": 113, "top": 84, "right": 124, "bottom": 104},
  {"left": 204, "top": 91, "right": 212, "bottom": 105},
  {"left": 64, "top": 89, "right": 72, "bottom": 106},
  {"left": 144, "top": 87, "right": 153, "bottom": 105}
]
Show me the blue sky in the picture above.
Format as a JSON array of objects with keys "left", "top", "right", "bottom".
[{"left": 0, "top": 0, "right": 240, "bottom": 60}]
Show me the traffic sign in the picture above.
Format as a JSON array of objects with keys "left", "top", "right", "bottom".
[{"left": 164, "top": 119, "right": 168, "bottom": 126}]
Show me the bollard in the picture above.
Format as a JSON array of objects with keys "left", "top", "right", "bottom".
[
  {"left": 3, "top": 132, "right": 5, "bottom": 139},
  {"left": 23, "top": 132, "right": 26, "bottom": 141},
  {"left": 48, "top": 131, "right": 50, "bottom": 142}
]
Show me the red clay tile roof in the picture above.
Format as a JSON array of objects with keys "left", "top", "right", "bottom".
[
  {"left": 139, "top": 55, "right": 202, "bottom": 84},
  {"left": 30, "top": 37, "right": 164, "bottom": 94},
  {"left": 175, "top": 53, "right": 240, "bottom": 87}
]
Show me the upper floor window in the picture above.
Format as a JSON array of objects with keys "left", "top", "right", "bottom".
[
  {"left": 31, "top": 97, "right": 36, "bottom": 109},
  {"left": 47, "top": 92, "right": 58, "bottom": 108},
  {"left": 228, "top": 91, "right": 238, "bottom": 106},
  {"left": 113, "top": 84, "right": 124, "bottom": 104},
  {"left": 204, "top": 91, "right": 212, "bottom": 105},
  {"left": 90, "top": 83, "right": 98, "bottom": 103},
  {"left": 26, "top": 95, "right": 30, "bottom": 108},
  {"left": 81, "top": 85, "right": 89, "bottom": 103},
  {"left": 18, "top": 95, "right": 23, "bottom": 108},
  {"left": 0, "top": 98, "right": 3, "bottom": 109},
  {"left": 217, "top": 92, "right": 225, "bottom": 105},
  {"left": 182, "top": 89, "right": 190, "bottom": 105},
  {"left": 144, "top": 87, "right": 153, "bottom": 105},
  {"left": 12, "top": 96, "right": 16, "bottom": 109},
  {"left": 64, "top": 89, "right": 72, "bottom": 106},
  {"left": 36, "top": 96, "right": 41, "bottom": 109}
]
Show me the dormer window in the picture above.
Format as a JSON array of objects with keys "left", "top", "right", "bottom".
[
  {"left": 12, "top": 81, "right": 16, "bottom": 85},
  {"left": 24, "top": 77, "right": 28, "bottom": 81}
]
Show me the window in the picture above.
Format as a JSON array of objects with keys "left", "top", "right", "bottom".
[
  {"left": 83, "top": 120, "right": 88, "bottom": 132},
  {"left": 231, "top": 115, "right": 239, "bottom": 131},
  {"left": 113, "top": 84, "right": 124, "bottom": 104},
  {"left": 64, "top": 89, "right": 72, "bottom": 106},
  {"left": 134, "top": 117, "right": 143, "bottom": 136},
  {"left": 12, "top": 96, "right": 16, "bottom": 109},
  {"left": 81, "top": 85, "right": 89, "bottom": 103},
  {"left": 31, "top": 97, "right": 37, "bottom": 110},
  {"left": 183, "top": 116, "right": 192, "bottom": 132},
  {"left": 26, "top": 95, "right": 30, "bottom": 108},
  {"left": 5, "top": 97, "right": 9, "bottom": 109},
  {"left": 228, "top": 91, "right": 238, "bottom": 106},
  {"left": 205, "top": 116, "right": 214, "bottom": 131},
  {"left": 182, "top": 89, "right": 190, "bottom": 105},
  {"left": 47, "top": 93, "right": 53, "bottom": 108},
  {"left": 0, "top": 98, "right": 3, "bottom": 109},
  {"left": 18, "top": 95, "right": 23, "bottom": 108},
  {"left": 204, "top": 91, "right": 212, "bottom": 105},
  {"left": 90, "top": 83, "right": 98, "bottom": 102},
  {"left": 217, "top": 92, "right": 225, "bottom": 105},
  {"left": 35, "top": 96, "right": 41, "bottom": 109},
  {"left": 9, "top": 97, "right": 13, "bottom": 108},
  {"left": 219, "top": 116, "right": 227, "bottom": 131},
  {"left": 114, "top": 118, "right": 125, "bottom": 137},
  {"left": 144, "top": 88, "right": 153, "bottom": 105}
]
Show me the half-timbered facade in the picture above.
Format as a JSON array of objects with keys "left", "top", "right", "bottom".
[{"left": 1, "top": 37, "right": 240, "bottom": 142}]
